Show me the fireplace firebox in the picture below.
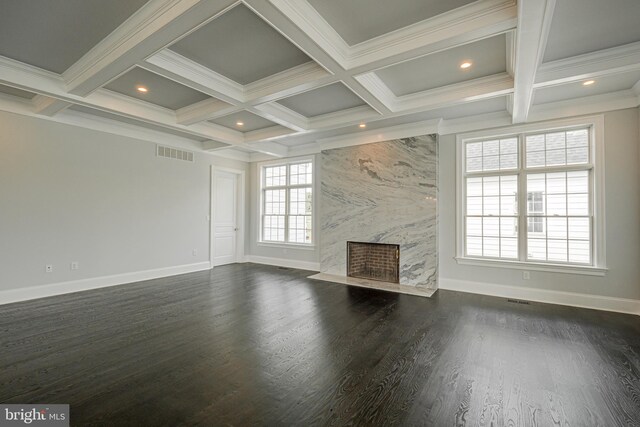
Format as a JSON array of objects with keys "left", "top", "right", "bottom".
[{"left": 347, "top": 241, "right": 400, "bottom": 283}]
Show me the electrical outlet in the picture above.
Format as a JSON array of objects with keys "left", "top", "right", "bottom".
[
  {"left": 523, "top": 271, "right": 530, "bottom": 280},
  {"left": 192, "top": 249, "right": 198, "bottom": 256},
  {"left": 45, "top": 264, "right": 53, "bottom": 273},
  {"left": 71, "top": 262, "right": 79, "bottom": 271}
]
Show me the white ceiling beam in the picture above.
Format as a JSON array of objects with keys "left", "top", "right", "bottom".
[
  {"left": 87, "top": 89, "right": 245, "bottom": 144},
  {"left": 0, "top": 93, "right": 207, "bottom": 151},
  {"left": 535, "top": 41, "right": 640, "bottom": 88},
  {"left": 0, "top": 55, "right": 247, "bottom": 145},
  {"left": 63, "top": 0, "right": 237, "bottom": 96},
  {"left": 242, "top": 140, "right": 289, "bottom": 157},
  {"left": 438, "top": 111, "right": 512, "bottom": 135},
  {"left": 32, "top": 95, "right": 73, "bottom": 116},
  {"left": 252, "top": 103, "right": 309, "bottom": 132},
  {"left": 347, "top": 0, "right": 517, "bottom": 70},
  {"left": 244, "top": 61, "right": 333, "bottom": 104},
  {"left": 528, "top": 89, "right": 640, "bottom": 123},
  {"left": 267, "top": 0, "right": 516, "bottom": 70},
  {"left": 308, "top": 105, "right": 380, "bottom": 130},
  {"left": 358, "top": 72, "right": 513, "bottom": 113},
  {"left": 511, "top": 0, "right": 556, "bottom": 123},
  {"left": 201, "top": 140, "right": 231, "bottom": 150},
  {"left": 353, "top": 73, "right": 400, "bottom": 112},
  {"left": 176, "top": 98, "right": 238, "bottom": 125},
  {"left": 142, "top": 50, "right": 245, "bottom": 103},
  {"left": 203, "top": 145, "right": 252, "bottom": 162},
  {"left": 243, "top": 125, "right": 297, "bottom": 143},
  {"left": 261, "top": 0, "right": 350, "bottom": 67}
]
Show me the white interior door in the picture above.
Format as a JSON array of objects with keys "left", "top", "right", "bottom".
[{"left": 213, "top": 170, "right": 238, "bottom": 266}]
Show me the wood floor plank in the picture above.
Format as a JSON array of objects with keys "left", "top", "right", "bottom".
[{"left": 1, "top": 263, "right": 639, "bottom": 426}]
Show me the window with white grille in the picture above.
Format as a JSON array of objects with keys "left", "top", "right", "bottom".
[
  {"left": 260, "top": 159, "right": 313, "bottom": 245},
  {"left": 458, "top": 120, "right": 604, "bottom": 270}
]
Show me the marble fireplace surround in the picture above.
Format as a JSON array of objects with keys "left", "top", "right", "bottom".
[{"left": 309, "top": 134, "right": 438, "bottom": 298}]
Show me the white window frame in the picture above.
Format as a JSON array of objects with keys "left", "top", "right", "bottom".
[
  {"left": 257, "top": 156, "right": 316, "bottom": 248},
  {"left": 455, "top": 115, "right": 607, "bottom": 276}
]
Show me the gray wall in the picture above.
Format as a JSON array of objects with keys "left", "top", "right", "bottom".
[
  {"left": 0, "top": 110, "right": 248, "bottom": 292},
  {"left": 438, "top": 108, "right": 640, "bottom": 300}
]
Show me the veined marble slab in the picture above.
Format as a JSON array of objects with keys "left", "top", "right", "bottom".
[
  {"left": 308, "top": 273, "right": 437, "bottom": 298},
  {"left": 320, "top": 135, "right": 438, "bottom": 289}
]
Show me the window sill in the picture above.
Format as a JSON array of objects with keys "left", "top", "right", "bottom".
[
  {"left": 257, "top": 242, "right": 316, "bottom": 251},
  {"left": 454, "top": 257, "right": 607, "bottom": 276}
]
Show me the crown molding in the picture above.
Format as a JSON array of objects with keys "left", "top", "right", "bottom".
[
  {"left": 317, "top": 119, "right": 440, "bottom": 151},
  {"left": 0, "top": 55, "right": 68, "bottom": 95},
  {"left": 203, "top": 146, "right": 252, "bottom": 162},
  {"left": 0, "top": 94, "right": 207, "bottom": 150},
  {"left": 505, "top": 30, "right": 516, "bottom": 77},
  {"left": 32, "top": 95, "right": 73, "bottom": 116},
  {"left": 528, "top": 89, "right": 640, "bottom": 123},
  {"left": 511, "top": 0, "right": 556, "bottom": 123},
  {"left": 439, "top": 111, "right": 512, "bottom": 135},
  {"left": 536, "top": 41, "right": 640, "bottom": 88}
]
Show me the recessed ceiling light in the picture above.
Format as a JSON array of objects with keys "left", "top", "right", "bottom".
[
  {"left": 236, "top": 121, "right": 244, "bottom": 126},
  {"left": 359, "top": 123, "right": 366, "bottom": 128},
  {"left": 460, "top": 61, "right": 472, "bottom": 69},
  {"left": 136, "top": 86, "right": 148, "bottom": 93},
  {"left": 582, "top": 80, "right": 595, "bottom": 86}
]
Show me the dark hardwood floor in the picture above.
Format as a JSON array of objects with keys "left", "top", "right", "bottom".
[{"left": 1, "top": 263, "right": 639, "bottom": 426}]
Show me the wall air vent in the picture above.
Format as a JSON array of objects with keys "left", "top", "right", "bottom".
[{"left": 157, "top": 145, "right": 194, "bottom": 162}]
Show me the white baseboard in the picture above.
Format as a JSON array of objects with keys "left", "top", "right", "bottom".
[
  {"left": 439, "top": 277, "right": 640, "bottom": 316},
  {"left": 0, "top": 262, "right": 212, "bottom": 306},
  {"left": 244, "top": 255, "right": 320, "bottom": 272}
]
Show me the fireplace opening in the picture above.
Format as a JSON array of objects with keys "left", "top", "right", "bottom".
[{"left": 347, "top": 242, "right": 400, "bottom": 283}]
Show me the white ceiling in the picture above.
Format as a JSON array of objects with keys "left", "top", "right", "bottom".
[{"left": 0, "top": 0, "right": 638, "bottom": 161}]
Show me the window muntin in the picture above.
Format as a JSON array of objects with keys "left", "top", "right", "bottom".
[
  {"left": 261, "top": 160, "right": 313, "bottom": 245},
  {"left": 463, "top": 127, "right": 594, "bottom": 266}
]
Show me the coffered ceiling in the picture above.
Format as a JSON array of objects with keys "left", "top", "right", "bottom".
[{"left": 0, "top": 0, "right": 638, "bottom": 162}]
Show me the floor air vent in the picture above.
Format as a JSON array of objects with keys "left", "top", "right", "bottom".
[
  {"left": 507, "top": 299, "right": 531, "bottom": 305},
  {"left": 157, "top": 145, "right": 194, "bottom": 162}
]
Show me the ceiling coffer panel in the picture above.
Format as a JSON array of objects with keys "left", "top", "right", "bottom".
[{"left": 170, "top": 4, "right": 312, "bottom": 85}]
